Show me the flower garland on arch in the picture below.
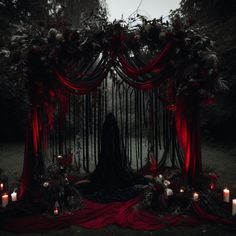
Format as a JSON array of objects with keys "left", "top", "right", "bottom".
[{"left": 25, "top": 14, "right": 223, "bottom": 101}]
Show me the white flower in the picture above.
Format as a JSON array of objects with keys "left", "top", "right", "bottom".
[
  {"left": 164, "top": 180, "right": 171, "bottom": 187},
  {"left": 158, "top": 174, "right": 163, "bottom": 179},
  {"left": 43, "top": 182, "right": 49, "bottom": 187},
  {"left": 0, "top": 49, "right": 10, "bottom": 58},
  {"left": 56, "top": 33, "right": 63, "bottom": 42},
  {"left": 154, "top": 175, "right": 163, "bottom": 184},
  {"left": 165, "top": 188, "right": 173, "bottom": 196},
  {"left": 47, "top": 28, "right": 58, "bottom": 39}
]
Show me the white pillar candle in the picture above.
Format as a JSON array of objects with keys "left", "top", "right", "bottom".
[
  {"left": 2, "top": 193, "right": 9, "bottom": 207},
  {"left": 193, "top": 192, "right": 199, "bottom": 201},
  {"left": 11, "top": 192, "right": 17, "bottom": 202},
  {"left": 232, "top": 199, "right": 236, "bottom": 216},
  {"left": 223, "top": 188, "right": 230, "bottom": 203}
]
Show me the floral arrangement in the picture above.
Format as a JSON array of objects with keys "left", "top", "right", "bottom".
[{"left": 3, "top": 12, "right": 226, "bottom": 105}]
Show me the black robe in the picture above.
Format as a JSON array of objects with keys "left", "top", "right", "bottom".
[{"left": 89, "top": 113, "right": 133, "bottom": 188}]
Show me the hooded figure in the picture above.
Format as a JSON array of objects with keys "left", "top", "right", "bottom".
[{"left": 90, "top": 113, "right": 133, "bottom": 188}]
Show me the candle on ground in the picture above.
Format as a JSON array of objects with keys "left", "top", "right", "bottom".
[
  {"left": 11, "top": 192, "right": 17, "bottom": 202},
  {"left": 2, "top": 193, "right": 9, "bottom": 207},
  {"left": 210, "top": 183, "right": 214, "bottom": 190},
  {"left": 232, "top": 199, "right": 236, "bottom": 216},
  {"left": 54, "top": 207, "right": 59, "bottom": 215},
  {"left": 223, "top": 188, "right": 230, "bottom": 203},
  {"left": 193, "top": 192, "right": 199, "bottom": 201}
]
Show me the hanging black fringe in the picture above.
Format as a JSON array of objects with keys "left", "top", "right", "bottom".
[
  {"left": 47, "top": 72, "right": 185, "bottom": 174},
  {"left": 139, "top": 90, "right": 143, "bottom": 168},
  {"left": 129, "top": 89, "right": 134, "bottom": 168},
  {"left": 93, "top": 92, "right": 97, "bottom": 166},
  {"left": 85, "top": 94, "right": 89, "bottom": 173}
]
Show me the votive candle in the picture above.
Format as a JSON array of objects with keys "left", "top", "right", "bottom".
[
  {"left": 2, "top": 193, "right": 9, "bottom": 207},
  {"left": 210, "top": 183, "right": 214, "bottom": 190},
  {"left": 54, "top": 207, "right": 59, "bottom": 215},
  {"left": 11, "top": 192, "right": 17, "bottom": 202},
  {"left": 193, "top": 192, "right": 199, "bottom": 201},
  {"left": 232, "top": 199, "right": 236, "bottom": 216},
  {"left": 223, "top": 188, "right": 230, "bottom": 203}
]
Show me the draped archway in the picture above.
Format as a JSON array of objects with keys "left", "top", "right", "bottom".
[{"left": 19, "top": 18, "right": 218, "bottom": 199}]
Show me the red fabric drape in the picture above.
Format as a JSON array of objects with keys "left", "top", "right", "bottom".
[
  {"left": 2, "top": 196, "right": 236, "bottom": 233},
  {"left": 19, "top": 81, "right": 70, "bottom": 199},
  {"left": 31, "top": 107, "right": 40, "bottom": 154},
  {"left": 118, "top": 42, "right": 173, "bottom": 76},
  {"left": 2, "top": 195, "right": 202, "bottom": 233},
  {"left": 175, "top": 97, "right": 202, "bottom": 184},
  {"left": 56, "top": 71, "right": 105, "bottom": 94}
]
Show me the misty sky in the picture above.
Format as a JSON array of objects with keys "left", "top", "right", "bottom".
[{"left": 106, "top": 0, "right": 181, "bottom": 21}]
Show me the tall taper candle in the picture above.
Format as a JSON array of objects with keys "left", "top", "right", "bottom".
[
  {"left": 223, "top": 188, "right": 230, "bottom": 203},
  {"left": 232, "top": 199, "right": 236, "bottom": 216}
]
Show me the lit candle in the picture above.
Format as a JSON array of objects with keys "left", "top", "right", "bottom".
[
  {"left": 180, "top": 188, "right": 184, "bottom": 193},
  {"left": 0, "top": 183, "right": 3, "bottom": 191},
  {"left": 11, "top": 192, "right": 17, "bottom": 202},
  {"left": 193, "top": 192, "right": 199, "bottom": 201},
  {"left": 54, "top": 207, "right": 59, "bottom": 215},
  {"left": 2, "top": 193, "right": 9, "bottom": 207},
  {"left": 223, "top": 188, "right": 230, "bottom": 203},
  {"left": 210, "top": 183, "right": 214, "bottom": 190},
  {"left": 232, "top": 199, "right": 236, "bottom": 216}
]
